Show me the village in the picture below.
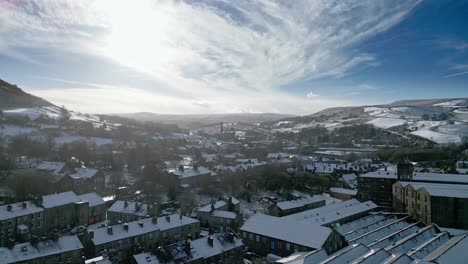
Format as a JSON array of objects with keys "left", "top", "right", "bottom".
[{"left": 0, "top": 106, "right": 468, "bottom": 264}]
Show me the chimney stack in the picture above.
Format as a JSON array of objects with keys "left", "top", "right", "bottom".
[
  {"left": 193, "top": 163, "right": 199, "bottom": 171},
  {"left": 152, "top": 217, "right": 158, "bottom": 224},
  {"left": 123, "top": 223, "right": 129, "bottom": 231},
  {"left": 7, "top": 205, "right": 12, "bottom": 211},
  {"left": 138, "top": 221, "right": 144, "bottom": 227},
  {"left": 124, "top": 201, "right": 128, "bottom": 208},
  {"left": 207, "top": 236, "right": 214, "bottom": 247},
  {"left": 22, "top": 202, "right": 27, "bottom": 209},
  {"left": 107, "top": 226, "right": 113, "bottom": 235},
  {"left": 89, "top": 230, "right": 94, "bottom": 238}
]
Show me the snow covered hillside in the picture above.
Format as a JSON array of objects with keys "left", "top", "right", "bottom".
[{"left": 273, "top": 98, "right": 468, "bottom": 144}]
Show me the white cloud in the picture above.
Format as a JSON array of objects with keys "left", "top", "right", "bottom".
[
  {"left": 0, "top": 0, "right": 421, "bottom": 114},
  {"left": 31, "top": 84, "right": 357, "bottom": 115},
  {"left": 306, "top": 92, "right": 319, "bottom": 98}
]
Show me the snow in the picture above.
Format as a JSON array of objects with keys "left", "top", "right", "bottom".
[
  {"left": 241, "top": 214, "right": 332, "bottom": 249},
  {"left": 282, "top": 199, "right": 378, "bottom": 225},
  {"left": 41, "top": 191, "right": 80, "bottom": 209},
  {"left": 0, "top": 125, "right": 38, "bottom": 137},
  {"left": 54, "top": 133, "right": 113, "bottom": 145},
  {"left": 433, "top": 99, "right": 467, "bottom": 107},
  {"left": 91, "top": 214, "right": 198, "bottom": 245},
  {"left": 0, "top": 235, "right": 83, "bottom": 263},
  {"left": 367, "top": 117, "right": 407, "bottom": 129},
  {"left": 78, "top": 193, "right": 105, "bottom": 207},
  {"left": 437, "top": 123, "right": 468, "bottom": 136},
  {"left": 411, "top": 129, "right": 461, "bottom": 144},
  {"left": 2, "top": 106, "right": 62, "bottom": 120},
  {"left": 70, "top": 168, "right": 99, "bottom": 179},
  {"left": 276, "top": 195, "right": 325, "bottom": 211}
]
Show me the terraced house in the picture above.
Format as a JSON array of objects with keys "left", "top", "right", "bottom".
[
  {"left": 0, "top": 201, "right": 44, "bottom": 246},
  {"left": 84, "top": 214, "right": 200, "bottom": 263}
]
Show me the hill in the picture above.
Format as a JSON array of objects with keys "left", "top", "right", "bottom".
[
  {"left": 111, "top": 112, "right": 295, "bottom": 127},
  {"left": 271, "top": 98, "right": 468, "bottom": 144},
  {"left": 0, "top": 79, "right": 53, "bottom": 109}
]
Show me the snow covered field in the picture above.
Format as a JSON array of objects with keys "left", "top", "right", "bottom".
[
  {"left": 411, "top": 129, "right": 462, "bottom": 144},
  {"left": 0, "top": 125, "right": 38, "bottom": 137},
  {"left": 367, "top": 117, "right": 407, "bottom": 129}
]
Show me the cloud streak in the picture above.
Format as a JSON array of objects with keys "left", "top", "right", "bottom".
[
  {"left": 443, "top": 72, "right": 468, "bottom": 79},
  {"left": 0, "top": 0, "right": 421, "bottom": 114}
]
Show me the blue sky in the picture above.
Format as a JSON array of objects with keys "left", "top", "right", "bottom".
[{"left": 0, "top": 0, "right": 467, "bottom": 114}]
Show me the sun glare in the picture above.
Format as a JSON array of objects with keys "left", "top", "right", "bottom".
[{"left": 98, "top": 0, "right": 169, "bottom": 76}]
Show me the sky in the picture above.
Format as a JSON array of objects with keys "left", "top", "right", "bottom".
[{"left": 0, "top": 0, "right": 467, "bottom": 115}]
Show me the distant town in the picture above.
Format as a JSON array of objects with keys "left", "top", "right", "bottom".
[{"left": 1, "top": 80, "right": 468, "bottom": 263}]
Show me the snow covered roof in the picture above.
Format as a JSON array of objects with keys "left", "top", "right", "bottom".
[
  {"left": 275, "top": 249, "right": 328, "bottom": 264},
  {"left": 0, "top": 235, "right": 83, "bottom": 263},
  {"left": 329, "top": 188, "right": 357, "bottom": 196},
  {"left": 321, "top": 243, "right": 371, "bottom": 263},
  {"left": 240, "top": 214, "right": 332, "bottom": 249},
  {"left": 267, "top": 152, "right": 291, "bottom": 159},
  {"left": 78, "top": 193, "right": 105, "bottom": 207},
  {"left": 36, "top": 161, "right": 66, "bottom": 174},
  {"left": 399, "top": 181, "right": 468, "bottom": 198},
  {"left": 91, "top": 214, "right": 198, "bottom": 245},
  {"left": 335, "top": 213, "right": 388, "bottom": 236},
  {"left": 361, "top": 171, "right": 468, "bottom": 184},
  {"left": 276, "top": 195, "right": 325, "bottom": 211},
  {"left": 133, "top": 232, "right": 243, "bottom": 264},
  {"left": 197, "top": 200, "right": 227, "bottom": 213},
  {"left": 171, "top": 166, "right": 213, "bottom": 178},
  {"left": 412, "top": 172, "right": 468, "bottom": 184},
  {"left": 282, "top": 199, "right": 378, "bottom": 226},
  {"left": 69, "top": 168, "right": 99, "bottom": 179},
  {"left": 85, "top": 256, "right": 113, "bottom": 264},
  {"left": 349, "top": 217, "right": 413, "bottom": 246},
  {"left": 0, "top": 201, "right": 43, "bottom": 221},
  {"left": 107, "top": 200, "right": 151, "bottom": 216},
  {"left": 342, "top": 173, "right": 358, "bottom": 189},
  {"left": 41, "top": 191, "right": 80, "bottom": 209},
  {"left": 360, "top": 170, "right": 397, "bottom": 179},
  {"left": 210, "top": 210, "right": 237, "bottom": 219},
  {"left": 423, "top": 234, "right": 468, "bottom": 263}
]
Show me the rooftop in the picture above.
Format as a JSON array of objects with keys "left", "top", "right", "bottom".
[
  {"left": 171, "top": 166, "right": 213, "bottom": 179},
  {"left": 78, "top": 193, "right": 105, "bottom": 207},
  {"left": 0, "top": 235, "right": 83, "bottom": 263},
  {"left": 41, "top": 191, "right": 80, "bottom": 209},
  {"left": 107, "top": 200, "right": 151, "bottom": 216},
  {"left": 282, "top": 199, "right": 378, "bottom": 226},
  {"left": 240, "top": 214, "right": 332, "bottom": 249},
  {"left": 329, "top": 187, "right": 357, "bottom": 196},
  {"left": 69, "top": 168, "right": 99, "bottom": 179},
  {"left": 91, "top": 214, "right": 199, "bottom": 245},
  {"left": 133, "top": 232, "right": 243, "bottom": 264},
  {"left": 0, "top": 201, "right": 43, "bottom": 221},
  {"left": 36, "top": 161, "right": 66, "bottom": 174},
  {"left": 276, "top": 195, "right": 325, "bottom": 211},
  {"left": 360, "top": 171, "right": 468, "bottom": 184},
  {"left": 399, "top": 181, "right": 468, "bottom": 198}
]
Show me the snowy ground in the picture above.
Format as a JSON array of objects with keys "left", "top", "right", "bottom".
[
  {"left": 0, "top": 125, "right": 39, "bottom": 137},
  {"left": 54, "top": 133, "right": 113, "bottom": 145},
  {"left": 367, "top": 117, "right": 407, "bottom": 129},
  {"left": 411, "top": 129, "right": 462, "bottom": 144}
]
